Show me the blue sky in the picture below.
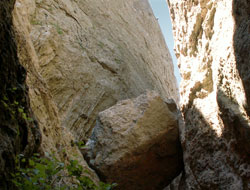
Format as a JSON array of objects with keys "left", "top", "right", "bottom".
[{"left": 148, "top": 0, "right": 181, "bottom": 85}]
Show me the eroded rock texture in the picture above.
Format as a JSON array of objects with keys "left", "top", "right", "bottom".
[
  {"left": 0, "top": 0, "right": 41, "bottom": 189},
  {"left": 13, "top": 0, "right": 178, "bottom": 142},
  {"left": 84, "top": 91, "right": 183, "bottom": 190},
  {"left": 168, "top": 0, "right": 250, "bottom": 189},
  {"left": 12, "top": 0, "right": 99, "bottom": 182}
]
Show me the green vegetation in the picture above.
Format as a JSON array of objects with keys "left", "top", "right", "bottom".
[
  {"left": 72, "top": 141, "right": 86, "bottom": 149},
  {"left": 1, "top": 93, "right": 33, "bottom": 123},
  {"left": 12, "top": 153, "right": 116, "bottom": 190},
  {"left": 51, "top": 23, "right": 63, "bottom": 35}
]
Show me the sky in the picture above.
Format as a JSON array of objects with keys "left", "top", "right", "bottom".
[{"left": 148, "top": 0, "right": 181, "bottom": 85}]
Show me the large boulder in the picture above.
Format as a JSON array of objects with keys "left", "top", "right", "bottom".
[
  {"left": 167, "top": 0, "right": 250, "bottom": 189},
  {"left": 84, "top": 91, "right": 183, "bottom": 190}
]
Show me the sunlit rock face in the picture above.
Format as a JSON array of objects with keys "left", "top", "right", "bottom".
[
  {"left": 13, "top": 0, "right": 178, "bottom": 143},
  {"left": 168, "top": 0, "right": 250, "bottom": 189}
]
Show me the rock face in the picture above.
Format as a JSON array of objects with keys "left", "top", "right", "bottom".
[
  {"left": 168, "top": 0, "right": 250, "bottom": 189},
  {"left": 0, "top": 0, "right": 41, "bottom": 189},
  {"left": 12, "top": 0, "right": 178, "bottom": 142},
  {"left": 84, "top": 91, "right": 183, "bottom": 190},
  {"left": 12, "top": 0, "right": 99, "bottom": 183},
  {"left": 11, "top": 0, "right": 180, "bottom": 188}
]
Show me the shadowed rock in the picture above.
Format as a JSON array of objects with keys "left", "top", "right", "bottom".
[{"left": 0, "top": 0, "right": 41, "bottom": 189}]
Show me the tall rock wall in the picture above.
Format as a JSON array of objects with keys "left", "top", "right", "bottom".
[
  {"left": 0, "top": 0, "right": 41, "bottom": 189},
  {"left": 168, "top": 0, "right": 250, "bottom": 189},
  {"left": 13, "top": 0, "right": 178, "bottom": 142},
  {"left": 12, "top": 0, "right": 100, "bottom": 184}
]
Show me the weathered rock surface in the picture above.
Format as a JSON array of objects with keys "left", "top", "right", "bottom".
[
  {"left": 0, "top": 0, "right": 41, "bottom": 189},
  {"left": 13, "top": 0, "right": 178, "bottom": 142},
  {"left": 84, "top": 91, "right": 183, "bottom": 190},
  {"left": 11, "top": 0, "right": 180, "bottom": 187},
  {"left": 12, "top": 0, "right": 99, "bottom": 183},
  {"left": 168, "top": 0, "right": 250, "bottom": 189}
]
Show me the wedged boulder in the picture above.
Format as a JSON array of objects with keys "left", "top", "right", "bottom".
[{"left": 84, "top": 91, "right": 183, "bottom": 190}]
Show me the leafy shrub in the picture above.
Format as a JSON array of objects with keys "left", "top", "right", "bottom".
[{"left": 12, "top": 153, "right": 116, "bottom": 190}]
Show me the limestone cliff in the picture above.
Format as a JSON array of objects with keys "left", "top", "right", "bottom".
[
  {"left": 168, "top": 0, "right": 250, "bottom": 189},
  {"left": 13, "top": 0, "right": 178, "bottom": 143}
]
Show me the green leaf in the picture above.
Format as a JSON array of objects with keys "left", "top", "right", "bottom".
[
  {"left": 2, "top": 101, "right": 8, "bottom": 108},
  {"left": 18, "top": 107, "right": 24, "bottom": 113},
  {"left": 29, "top": 159, "right": 35, "bottom": 166},
  {"left": 22, "top": 113, "right": 27, "bottom": 120},
  {"left": 27, "top": 117, "right": 34, "bottom": 122}
]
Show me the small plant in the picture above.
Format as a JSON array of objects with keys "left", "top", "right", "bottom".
[
  {"left": 51, "top": 23, "right": 63, "bottom": 35},
  {"left": 12, "top": 153, "right": 116, "bottom": 190},
  {"left": 1, "top": 94, "right": 30, "bottom": 122},
  {"left": 71, "top": 141, "right": 86, "bottom": 149}
]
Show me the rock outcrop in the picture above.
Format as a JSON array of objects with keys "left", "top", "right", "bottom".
[
  {"left": 0, "top": 0, "right": 41, "bottom": 189},
  {"left": 13, "top": 0, "right": 178, "bottom": 142},
  {"left": 84, "top": 91, "right": 183, "bottom": 190},
  {"left": 168, "top": 0, "right": 250, "bottom": 189}
]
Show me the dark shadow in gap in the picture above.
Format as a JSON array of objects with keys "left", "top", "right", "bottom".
[
  {"left": 231, "top": 0, "right": 250, "bottom": 161},
  {"left": 232, "top": 0, "right": 250, "bottom": 116}
]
